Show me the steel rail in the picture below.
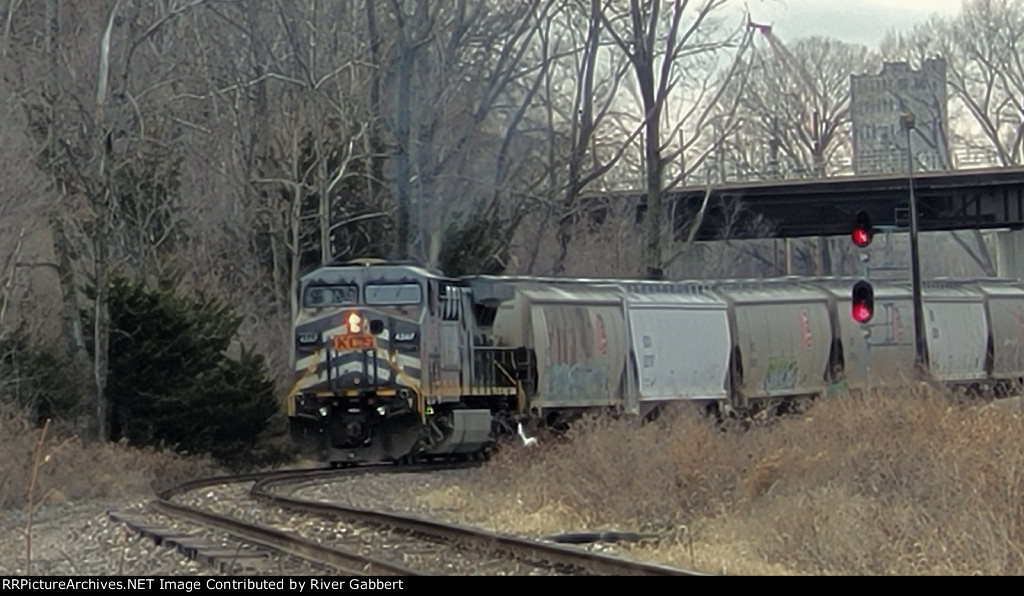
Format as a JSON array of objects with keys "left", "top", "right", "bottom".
[
  {"left": 252, "top": 474, "right": 711, "bottom": 576},
  {"left": 150, "top": 463, "right": 468, "bottom": 575}
]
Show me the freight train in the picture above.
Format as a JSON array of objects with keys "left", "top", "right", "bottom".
[{"left": 285, "top": 258, "right": 1024, "bottom": 466}]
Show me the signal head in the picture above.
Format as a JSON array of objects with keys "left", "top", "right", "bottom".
[
  {"left": 851, "top": 279, "right": 874, "bottom": 323},
  {"left": 851, "top": 210, "right": 873, "bottom": 248}
]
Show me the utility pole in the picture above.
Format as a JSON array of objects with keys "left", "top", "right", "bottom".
[{"left": 901, "top": 112, "right": 929, "bottom": 380}]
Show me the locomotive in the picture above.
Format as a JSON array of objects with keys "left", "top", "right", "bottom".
[{"left": 285, "top": 258, "right": 1024, "bottom": 466}]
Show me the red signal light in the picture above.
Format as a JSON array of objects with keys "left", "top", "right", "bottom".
[
  {"left": 851, "top": 227, "right": 870, "bottom": 247},
  {"left": 851, "top": 280, "right": 874, "bottom": 323},
  {"left": 851, "top": 210, "right": 873, "bottom": 247},
  {"left": 851, "top": 303, "right": 872, "bottom": 323}
]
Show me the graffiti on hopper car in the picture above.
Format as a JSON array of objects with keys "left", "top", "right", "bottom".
[
  {"left": 799, "top": 308, "right": 812, "bottom": 349},
  {"left": 764, "top": 354, "right": 798, "bottom": 392},
  {"left": 540, "top": 305, "right": 622, "bottom": 400},
  {"left": 544, "top": 362, "right": 610, "bottom": 398}
]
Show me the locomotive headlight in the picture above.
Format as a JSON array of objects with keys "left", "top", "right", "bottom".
[
  {"left": 376, "top": 405, "right": 387, "bottom": 417},
  {"left": 318, "top": 406, "right": 329, "bottom": 418},
  {"left": 346, "top": 311, "right": 363, "bottom": 334}
]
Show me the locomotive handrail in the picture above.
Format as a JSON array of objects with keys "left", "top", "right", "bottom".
[
  {"left": 494, "top": 361, "right": 525, "bottom": 414},
  {"left": 285, "top": 347, "right": 323, "bottom": 415}
]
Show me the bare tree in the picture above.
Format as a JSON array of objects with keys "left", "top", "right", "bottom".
[
  {"left": 454, "top": 2, "right": 566, "bottom": 275},
  {"left": 0, "top": 0, "right": 95, "bottom": 409},
  {"left": 880, "top": 1, "right": 1013, "bottom": 277},
  {"left": 2, "top": 0, "right": 213, "bottom": 439},
  {"left": 702, "top": 34, "right": 876, "bottom": 276},
  {"left": 723, "top": 35, "right": 876, "bottom": 179},
  {"left": 94, "top": 1, "right": 213, "bottom": 440},
  {"left": 549, "top": 0, "right": 637, "bottom": 275},
  {"left": 381, "top": 0, "right": 431, "bottom": 261},
  {"left": 600, "top": 0, "right": 745, "bottom": 280},
  {"left": 202, "top": 1, "right": 386, "bottom": 367},
  {"left": 882, "top": 0, "right": 1024, "bottom": 167},
  {"left": 379, "top": 0, "right": 563, "bottom": 268}
]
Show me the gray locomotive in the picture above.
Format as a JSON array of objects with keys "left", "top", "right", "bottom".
[{"left": 286, "top": 258, "right": 1024, "bottom": 466}]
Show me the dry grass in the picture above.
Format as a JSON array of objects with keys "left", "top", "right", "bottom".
[
  {"left": 0, "top": 408, "right": 226, "bottom": 512},
  {"left": 421, "top": 386, "right": 1024, "bottom": 575},
  {"left": 4, "top": 384, "right": 1022, "bottom": 576}
]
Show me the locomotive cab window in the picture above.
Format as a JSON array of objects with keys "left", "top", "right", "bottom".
[
  {"left": 303, "top": 284, "right": 358, "bottom": 308},
  {"left": 365, "top": 283, "right": 423, "bottom": 306}
]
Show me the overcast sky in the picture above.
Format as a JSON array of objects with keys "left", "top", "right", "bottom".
[{"left": 742, "top": 0, "right": 965, "bottom": 47}]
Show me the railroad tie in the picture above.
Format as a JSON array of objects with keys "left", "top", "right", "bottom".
[{"left": 108, "top": 510, "right": 269, "bottom": 574}]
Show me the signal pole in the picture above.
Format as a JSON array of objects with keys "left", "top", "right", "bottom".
[{"left": 901, "top": 112, "right": 929, "bottom": 380}]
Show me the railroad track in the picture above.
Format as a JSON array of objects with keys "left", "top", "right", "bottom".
[
  {"left": 130, "top": 464, "right": 451, "bottom": 575},
  {"left": 111, "top": 463, "right": 709, "bottom": 576},
  {"left": 251, "top": 469, "right": 704, "bottom": 576}
]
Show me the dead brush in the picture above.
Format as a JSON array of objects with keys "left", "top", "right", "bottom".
[
  {"left": 1, "top": 405, "right": 229, "bottom": 574},
  {"left": 420, "top": 385, "right": 1024, "bottom": 575},
  {"left": 1, "top": 415, "right": 224, "bottom": 511}
]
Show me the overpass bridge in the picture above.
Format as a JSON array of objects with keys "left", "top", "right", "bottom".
[{"left": 580, "top": 166, "right": 1024, "bottom": 241}]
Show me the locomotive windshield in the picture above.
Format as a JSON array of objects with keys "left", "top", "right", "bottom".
[
  {"left": 365, "top": 283, "right": 422, "bottom": 305},
  {"left": 303, "top": 284, "right": 358, "bottom": 307}
]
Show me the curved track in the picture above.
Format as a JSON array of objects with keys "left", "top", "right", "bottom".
[
  {"left": 251, "top": 470, "right": 705, "bottom": 576},
  {"left": 149, "top": 464, "right": 459, "bottom": 575},
  {"left": 122, "top": 463, "right": 709, "bottom": 576}
]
